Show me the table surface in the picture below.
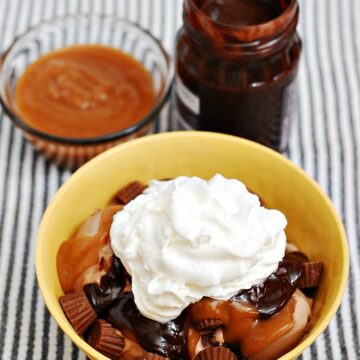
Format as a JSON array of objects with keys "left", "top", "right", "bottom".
[{"left": 0, "top": 0, "right": 359, "bottom": 359}]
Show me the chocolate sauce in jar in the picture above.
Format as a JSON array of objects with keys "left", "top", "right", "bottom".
[{"left": 175, "top": 0, "right": 302, "bottom": 152}]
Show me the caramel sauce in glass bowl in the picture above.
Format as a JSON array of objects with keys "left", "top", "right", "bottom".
[{"left": 15, "top": 45, "right": 155, "bottom": 139}]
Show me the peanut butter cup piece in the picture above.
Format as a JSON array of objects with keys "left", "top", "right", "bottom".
[
  {"left": 196, "top": 319, "right": 224, "bottom": 331},
  {"left": 195, "top": 347, "right": 237, "bottom": 360},
  {"left": 285, "top": 251, "right": 309, "bottom": 263},
  {"left": 116, "top": 181, "right": 146, "bottom": 204},
  {"left": 201, "top": 332, "right": 223, "bottom": 347},
  {"left": 298, "top": 262, "right": 323, "bottom": 289},
  {"left": 141, "top": 352, "right": 169, "bottom": 360},
  {"left": 59, "top": 291, "right": 97, "bottom": 335},
  {"left": 201, "top": 333, "right": 213, "bottom": 347},
  {"left": 88, "top": 320, "right": 125, "bottom": 359}
]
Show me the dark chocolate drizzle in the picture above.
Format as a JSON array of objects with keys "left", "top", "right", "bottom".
[
  {"left": 84, "top": 254, "right": 304, "bottom": 358},
  {"left": 84, "top": 257, "right": 128, "bottom": 314},
  {"left": 106, "top": 293, "right": 186, "bottom": 360},
  {"left": 235, "top": 260, "right": 302, "bottom": 319}
]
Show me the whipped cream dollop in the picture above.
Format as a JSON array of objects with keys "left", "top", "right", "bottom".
[{"left": 110, "top": 174, "right": 287, "bottom": 323}]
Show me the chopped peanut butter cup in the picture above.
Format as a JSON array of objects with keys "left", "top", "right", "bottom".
[
  {"left": 201, "top": 331, "right": 224, "bottom": 347},
  {"left": 59, "top": 291, "right": 97, "bottom": 335},
  {"left": 196, "top": 319, "right": 224, "bottom": 331},
  {"left": 201, "top": 333, "right": 214, "bottom": 347},
  {"left": 116, "top": 181, "right": 146, "bottom": 204},
  {"left": 141, "top": 352, "right": 169, "bottom": 360},
  {"left": 285, "top": 251, "right": 309, "bottom": 263},
  {"left": 298, "top": 262, "right": 323, "bottom": 288},
  {"left": 195, "top": 347, "right": 237, "bottom": 360},
  {"left": 88, "top": 320, "right": 125, "bottom": 360}
]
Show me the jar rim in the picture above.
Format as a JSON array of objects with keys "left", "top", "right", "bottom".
[{"left": 185, "top": 0, "right": 299, "bottom": 44}]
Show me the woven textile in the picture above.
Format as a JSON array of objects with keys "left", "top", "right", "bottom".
[{"left": 0, "top": 0, "right": 359, "bottom": 359}]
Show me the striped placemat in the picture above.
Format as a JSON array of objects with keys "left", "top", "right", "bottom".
[{"left": 0, "top": 0, "right": 359, "bottom": 359}]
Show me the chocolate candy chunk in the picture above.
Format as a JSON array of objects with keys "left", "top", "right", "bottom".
[
  {"left": 88, "top": 320, "right": 124, "bottom": 360},
  {"left": 141, "top": 352, "right": 169, "bottom": 360},
  {"left": 59, "top": 291, "right": 97, "bottom": 335},
  {"left": 196, "top": 319, "right": 224, "bottom": 331},
  {"left": 201, "top": 333, "right": 214, "bottom": 347},
  {"left": 116, "top": 181, "right": 146, "bottom": 204},
  {"left": 195, "top": 347, "right": 237, "bottom": 360},
  {"left": 285, "top": 251, "right": 309, "bottom": 263},
  {"left": 201, "top": 328, "right": 224, "bottom": 347},
  {"left": 298, "top": 262, "right": 323, "bottom": 289},
  {"left": 84, "top": 257, "right": 129, "bottom": 315}
]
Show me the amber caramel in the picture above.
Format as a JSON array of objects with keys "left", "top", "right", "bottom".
[{"left": 16, "top": 45, "right": 155, "bottom": 138}]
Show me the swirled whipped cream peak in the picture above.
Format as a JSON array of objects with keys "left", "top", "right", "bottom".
[{"left": 110, "top": 174, "right": 287, "bottom": 323}]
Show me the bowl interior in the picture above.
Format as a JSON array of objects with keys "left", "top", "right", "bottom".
[{"left": 36, "top": 132, "right": 348, "bottom": 360}]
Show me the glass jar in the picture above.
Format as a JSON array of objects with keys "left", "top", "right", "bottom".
[{"left": 174, "top": 0, "right": 302, "bottom": 152}]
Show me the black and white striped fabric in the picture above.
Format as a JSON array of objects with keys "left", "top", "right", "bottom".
[{"left": 0, "top": 0, "right": 359, "bottom": 359}]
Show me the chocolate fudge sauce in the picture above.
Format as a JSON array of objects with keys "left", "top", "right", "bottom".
[
  {"left": 97, "top": 257, "right": 302, "bottom": 356},
  {"left": 84, "top": 257, "right": 128, "bottom": 314},
  {"left": 237, "top": 260, "right": 302, "bottom": 319},
  {"left": 106, "top": 293, "right": 187, "bottom": 359},
  {"left": 175, "top": 0, "right": 302, "bottom": 151},
  {"left": 81, "top": 251, "right": 309, "bottom": 359}
]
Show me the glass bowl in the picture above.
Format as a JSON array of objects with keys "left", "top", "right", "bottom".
[{"left": 0, "top": 15, "right": 174, "bottom": 169}]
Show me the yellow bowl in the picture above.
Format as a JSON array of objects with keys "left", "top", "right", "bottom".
[{"left": 36, "top": 131, "right": 349, "bottom": 360}]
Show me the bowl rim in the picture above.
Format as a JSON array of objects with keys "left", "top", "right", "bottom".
[
  {"left": 35, "top": 131, "right": 349, "bottom": 360},
  {"left": 0, "top": 14, "right": 174, "bottom": 146}
]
